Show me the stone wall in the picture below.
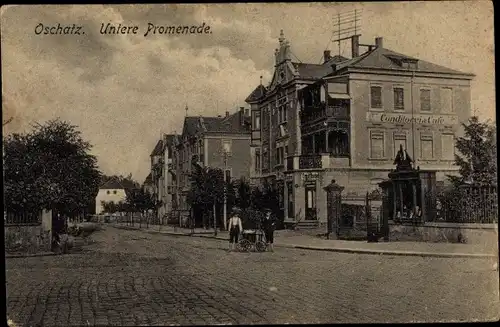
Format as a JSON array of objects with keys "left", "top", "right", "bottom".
[
  {"left": 5, "top": 210, "right": 52, "bottom": 254},
  {"left": 389, "top": 222, "right": 498, "bottom": 248},
  {"left": 5, "top": 225, "right": 51, "bottom": 253}
]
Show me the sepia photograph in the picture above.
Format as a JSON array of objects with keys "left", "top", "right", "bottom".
[{"left": 2, "top": 2, "right": 498, "bottom": 326}]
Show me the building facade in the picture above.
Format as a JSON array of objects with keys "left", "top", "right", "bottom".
[
  {"left": 246, "top": 31, "right": 474, "bottom": 227},
  {"left": 95, "top": 179, "right": 128, "bottom": 214},
  {"left": 172, "top": 108, "right": 252, "bottom": 214},
  {"left": 149, "top": 134, "right": 177, "bottom": 218}
]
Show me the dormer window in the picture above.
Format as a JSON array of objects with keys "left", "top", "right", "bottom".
[{"left": 385, "top": 54, "right": 419, "bottom": 70}]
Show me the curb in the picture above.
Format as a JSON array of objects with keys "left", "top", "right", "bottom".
[
  {"left": 288, "top": 245, "right": 497, "bottom": 259},
  {"left": 6, "top": 252, "right": 58, "bottom": 259},
  {"left": 108, "top": 225, "right": 496, "bottom": 259}
]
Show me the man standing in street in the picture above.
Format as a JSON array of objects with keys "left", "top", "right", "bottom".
[
  {"left": 262, "top": 208, "right": 276, "bottom": 252},
  {"left": 227, "top": 207, "right": 243, "bottom": 252}
]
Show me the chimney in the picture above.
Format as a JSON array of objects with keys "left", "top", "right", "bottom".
[
  {"left": 323, "top": 50, "right": 332, "bottom": 63},
  {"left": 375, "top": 37, "right": 383, "bottom": 48},
  {"left": 351, "top": 35, "right": 359, "bottom": 58},
  {"left": 225, "top": 111, "right": 229, "bottom": 118}
]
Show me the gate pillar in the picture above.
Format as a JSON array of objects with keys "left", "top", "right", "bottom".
[{"left": 324, "top": 179, "right": 344, "bottom": 240}]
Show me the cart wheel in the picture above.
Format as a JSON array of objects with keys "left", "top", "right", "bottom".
[
  {"left": 255, "top": 241, "right": 267, "bottom": 253},
  {"left": 238, "top": 239, "right": 251, "bottom": 252}
]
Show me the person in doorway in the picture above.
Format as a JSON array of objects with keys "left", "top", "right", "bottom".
[
  {"left": 227, "top": 207, "right": 243, "bottom": 252},
  {"left": 262, "top": 208, "right": 276, "bottom": 252}
]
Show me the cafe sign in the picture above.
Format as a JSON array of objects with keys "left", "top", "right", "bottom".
[{"left": 366, "top": 112, "right": 458, "bottom": 125}]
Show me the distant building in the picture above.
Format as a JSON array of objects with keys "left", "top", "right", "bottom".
[
  {"left": 245, "top": 31, "right": 474, "bottom": 228},
  {"left": 149, "top": 134, "right": 177, "bottom": 218},
  {"left": 95, "top": 179, "right": 128, "bottom": 214},
  {"left": 172, "top": 108, "right": 252, "bottom": 212}
]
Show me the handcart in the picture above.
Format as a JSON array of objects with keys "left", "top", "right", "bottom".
[{"left": 237, "top": 229, "right": 267, "bottom": 252}]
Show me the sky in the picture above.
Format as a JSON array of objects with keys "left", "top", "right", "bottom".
[{"left": 1, "top": 2, "right": 495, "bottom": 182}]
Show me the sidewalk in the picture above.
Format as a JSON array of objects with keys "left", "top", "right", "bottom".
[{"left": 109, "top": 223, "right": 498, "bottom": 259}]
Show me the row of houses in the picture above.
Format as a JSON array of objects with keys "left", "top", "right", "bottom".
[{"left": 144, "top": 31, "right": 474, "bottom": 228}]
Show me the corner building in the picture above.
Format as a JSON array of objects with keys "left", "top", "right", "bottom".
[{"left": 246, "top": 31, "right": 474, "bottom": 228}]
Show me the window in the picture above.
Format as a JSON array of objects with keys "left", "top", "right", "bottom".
[
  {"left": 441, "top": 88, "right": 453, "bottom": 113},
  {"left": 222, "top": 139, "right": 232, "bottom": 155},
  {"left": 275, "top": 147, "right": 285, "bottom": 165},
  {"left": 277, "top": 95, "right": 287, "bottom": 123},
  {"left": 225, "top": 169, "right": 231, "bottom": 182},
  {"left": 370, "top": 86, "right": 383, "bottom": 109},
  {"left": 420, "top": 134, "right": 434, "bottom": 159},
  {"left": 113, "top": 190, "right": 117, "bottom": 195},
  {"left": 420, "top": 89, "right": 431, "bottom": 111},
  {"left": 393, "top": 132, "right": 407, "bottom": 158},
  {"left": 441, "top": 134, "right": 455, "bottom": 161},
  {"left": 255, "top": 149, "right": 261, "bottom": 171},
  {"left": 253, "top": 111, "right": 261, "bottom": 129},
  {"left": 370, "top": 131, "right": 385, "bottom": 159},
  {"left": 106, "top": 190, "right": 110, "bottom": 195},
  {"left": 279, "top": 124, "right": 288, "bottom": 137},
  {"left": 284, "top": 145, "right": 289, "bottom": 158},
  {"left": 394, "top": 87, "right": 404, "bottom": 110}
]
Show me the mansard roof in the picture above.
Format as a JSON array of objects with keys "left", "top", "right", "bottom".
[{"left": 327, "top": 46, "right": 474, "bottom": 77}]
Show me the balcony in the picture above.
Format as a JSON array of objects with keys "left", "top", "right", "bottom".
[
  {"left": 286, "top": 154, "right": 350, "bottom": 171},
  {"left": 286, "top": 154, "right": 326, "bottom": 170},
  {"left": 300, "top": 103, "right": 350, "bottom": 126}
]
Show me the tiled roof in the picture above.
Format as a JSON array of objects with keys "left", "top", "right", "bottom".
[
  {"left": 150, "top": 139, "right": 164, "bottom": 156},
  {"left": 292, "top": 62, "right": 333, "bottom": 80},
  {"left": 100, "top": 179, "right": 124, "bottom": 190},
  {"left": 181, "top": 112, "right": 250, "bottom": 139},
  {"left": 328, "top": 55, "right": 349, "bottom": 64},
  {"left": 245, "top": 84, "right": 267, "bottom": 103},
  {"left": 329, "top": 47, "right": 474, "bottom": 76}
]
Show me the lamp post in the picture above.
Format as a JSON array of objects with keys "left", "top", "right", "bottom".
[{"left": 223, "top": 150, "right": 229, "bottom": 231}]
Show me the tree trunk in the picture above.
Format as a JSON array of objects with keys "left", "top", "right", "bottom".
[{"left": 213, "top": 202, "right": 217, "bottom": 236}]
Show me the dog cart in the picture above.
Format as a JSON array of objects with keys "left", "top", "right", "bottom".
[{"left": 237, "top": 229, "right": 267, "bottom": 252}]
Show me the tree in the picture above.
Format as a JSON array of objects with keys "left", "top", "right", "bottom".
[
  {"left": 187, "top": 165, "right": 225, "bottom": 229},
  {"left": 125, "top": 188, "right": 156, "bottom": 213},
  {"left": 447, "top": 116, "right": 497, "bottom": 186},
  {"left": 234, "top": 177, "right": 252, "bottom": 210},
  {"left": 4, "top": 119, "right": 101, "bottom": 217}
]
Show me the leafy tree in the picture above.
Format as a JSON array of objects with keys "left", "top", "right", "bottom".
[
  {"left": 101, "top": 200, "right": 128, "bottom": 214},
  {"left": 447, "top": 116, "right": 497, "bottom": 186},
  {"left": 4, "top": 119, "right": 101, "bottom": 217},
  {"left": 234, "top": 177, "right": 252, "bottom": 210},
  {"left": 125, "top": 188, "right": 156, "bottom": 213},
  {"left": 187, "top": 165, "right": 224, "bottom": 229}
]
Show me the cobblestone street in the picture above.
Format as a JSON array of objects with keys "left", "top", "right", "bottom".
[{"left": 6, "top": 226, "right": 499, "bottom": 326}]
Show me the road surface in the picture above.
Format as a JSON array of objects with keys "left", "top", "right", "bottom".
[{"left": 6, "top": 226, "right": 499, "bottom": 325}]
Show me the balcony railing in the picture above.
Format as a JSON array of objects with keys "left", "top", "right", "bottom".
[
  {"left": 286, "top": 154, "right": 324, "bottom": 170},
  {"left": 299, "top": 155, "right": 322, "bottom": 169},
  {"left": 300, "top": 103, "right": 350, "bottom": 125},
  {"left": 285, "top": 154, "right": 349, "bottom": 171}
]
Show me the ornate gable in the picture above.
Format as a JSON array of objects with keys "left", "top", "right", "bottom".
[{"left": 268, "top": 30, "right": 300, "bottom": 92}]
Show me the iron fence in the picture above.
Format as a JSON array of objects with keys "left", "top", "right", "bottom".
[
  {"left": 4, "top": 211, "right": 42, "bottom": 225},
  {"left": 427, "top": 185, "right": 498, "bottom": 224}
]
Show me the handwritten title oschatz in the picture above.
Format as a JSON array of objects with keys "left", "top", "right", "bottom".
[{"left": 34, "top": 22, "right": 213, "bottom": 36}]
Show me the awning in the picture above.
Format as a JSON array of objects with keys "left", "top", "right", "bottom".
[{"left": 328, "top": 93, "right": 351, "bottom": 99}]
